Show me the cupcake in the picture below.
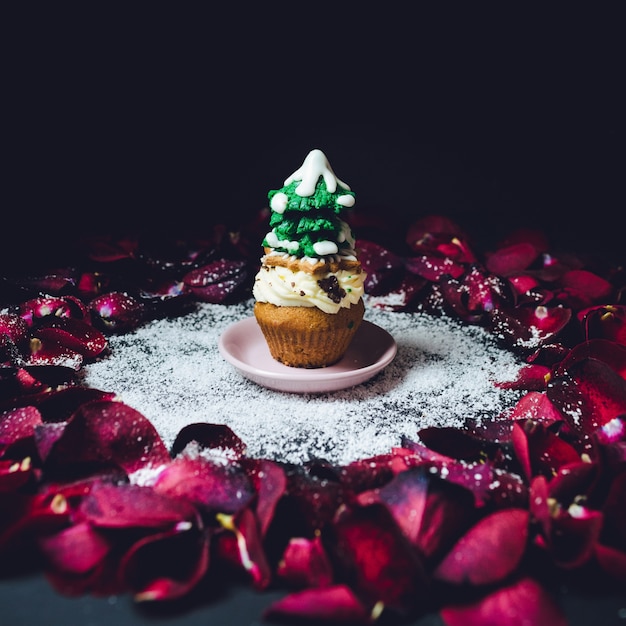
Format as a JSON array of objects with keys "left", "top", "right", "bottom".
[{"left": 253, "top": 149, "right": 366, "bottom": 368}]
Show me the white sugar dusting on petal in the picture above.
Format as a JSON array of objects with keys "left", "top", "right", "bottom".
[{"left": 82, "top": 300, "right": 523, "bottom": 466}]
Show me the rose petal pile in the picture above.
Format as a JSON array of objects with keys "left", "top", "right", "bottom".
[{"left": 1, "top": 213, "right": 625, "bottom": 625}]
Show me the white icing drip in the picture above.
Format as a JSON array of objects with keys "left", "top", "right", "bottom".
[
  {"left": 284, "top": 149, "right": 351, "bottom": 197},
  {"left": 265, "top": 231, "right": 299, "bottom": 252},
  {"left": 270, "top": 192, "right": 288, "bottom": 214},
  {"left": 312, "top": 240, "right": 339, "bottom": 256},
  {"left": 337, "top": 194, "right": 355, "bottom": 207},
  {"left": 266, "top": 250, "right": 358, "bottom": 265}
]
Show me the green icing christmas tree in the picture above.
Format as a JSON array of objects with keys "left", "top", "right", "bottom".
[{"left": 263, "top": 150, "right": 357, "bottom": 259}]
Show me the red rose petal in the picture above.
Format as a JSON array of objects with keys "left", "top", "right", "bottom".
[
  {"left": 330, "top": 503, "right": 428, "bottom": 614},
  {"left": 489, "top": 305, "right": 572, "bottom": 352},
  {"left": 277, "top": 535, "right": 333, "bottom": 588},
  {"left": 153, "top": 456, "right": 255, "bottom": 515},
  {"left": 434, "top": 508, "right": 529, "bottom": 585},
  {"left": 182, "top": 259, "right": 248, "bottom": 303},
  {"left": 485, "top": 242, "right": 540, "bottom": 277},
  {"left": 121, "top": 525, "right": 210, "bottom": 602},
  {"left": 80, "top": 482, "right": 197, "bottom": 529},
  {"left": 216, "top": 508, "right": 271, "bottom": 589},
  {"left": 35, "top": 317, "right": 108, "bottom": 358},
  {"left": 405, "top": 255, "right": 466, "bottom": 281},
  {"left": 547, "top": 358, "right": 626, "bottom": 441},
  {"left": 440, "top": 577, "right": 567, "bottom": 626},
  {"left": 264, "top": 584, "right": 370, "bottom": 624},
  {"left": 559, "top": 269, "right": 613, "bottom": 301},
  {"left": 45, "top": 399, "right": 170, "bottom": 475},
  {"left": 38, "top": 521, "right": 111, "bottom": 574}
]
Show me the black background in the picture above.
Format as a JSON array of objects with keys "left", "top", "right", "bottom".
[
  {"left": 2, "top": 5, "right": 625, "bottom": 625},
  {"left": 5, "top": 5, "right": 624, "bottom": 270}
]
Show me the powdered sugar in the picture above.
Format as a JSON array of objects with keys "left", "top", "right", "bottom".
[{"left": 82, "top": 300, "right": 523, "bottom": 466}]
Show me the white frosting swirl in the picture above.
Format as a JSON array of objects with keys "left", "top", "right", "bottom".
[{"left": 253, "top": 262, "right": 365, "bottom": 314}]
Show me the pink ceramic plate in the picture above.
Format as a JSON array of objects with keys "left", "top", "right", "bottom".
[{"left": 218, "top": 317, "right": 397, "bottom": 393}]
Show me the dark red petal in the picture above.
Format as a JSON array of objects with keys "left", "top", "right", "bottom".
[
  {"left": 595, "top": 543, "right": 626, "bottom": 582},
  {"left": 216, "top": 508, "right": 271, "bottom": 589},
  {"left": 506, "top": 391, "right": 564, "bottom": 424},
  {"left": 89, "top": 292, "right": 143, "bottom": 333},
  {"left": 556, "top": 338, "right": 626, "bottom": 380},
  {"left": 170, "top": 422, "right": 247, "bottom": 458},
  {"left": 559, "top": 269, "right": 613, "bottom": 301},
  {"left": 548, "top": 508, "right": 604, "bottom": 568},
  {"left": 440, "top": 577, "right": 567, "bottom": 626},
  {"left": 580, "top": 305, "right": 626, "bottom": 345},
  {"left": 360, "top": 466, "right": 477, "bottom": 562},
  {"left": 277, "top": 535, "right": 334, "bottom": 588},
  {"left": 434, "top": 508, "right": 529, "bottom": 585},
  {"left": 0, "top": 406, "right": 43, "bottom": 446},
  {"left": 494, "top": 364, "right": 551, "bottom": 391},
  {"left": 0, "top": 313, "right": 30, "bottom": 347},
  {"left": 35, "top": 317, "right": 108, "bottom": 358},
  {"left": 485, "top": 242, "right": 540, "bottom": 277},
  {"left": 547, "top": 358, "right": 626, "bottom": 442},
  {"left": 38, "top": 521, "right": 111, "bottom": 574},
  {"left": 80, "top": 482, "right": 197, "bottom": 528},
  {"left": 357, "top": 240, "right": 405, "bottom": 296},
  {"left": 489, "top": 305, "right": 572, "bottom": 352},
  {"left": 120, "top": 525, "right": 210, "bottom": 602},
  {"left": 153, "top": 456, "right": 255, "bottom": 515},
  {"left": 182, "top": 259, "right": 248, "bottom": 303},
  {"left": 0, "top": 457, "right": 35, "bottom": 492},
  {"left": 405, "top": 255, "right": 465, "bottom": 281},
  {"left": 330, "top": 504, "right": 428, "bottom": 614},
  {"left": 263, "top": 584, "right": 370, "bottom": 624},
  {"left": 602, "top": 470, "right": 626, "bottom": 552},
  {"left": 27, "top": 337, "right": 84, "bottom": 369},
  {"left": 45, "top": 399, "right": 170, "bottom": 474},
  {"left": 244, "top": 458, "right": 287, "bottom": 537}
]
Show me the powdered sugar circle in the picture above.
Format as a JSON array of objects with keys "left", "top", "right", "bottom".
[{"left": 82, "top": 300, "right": 523, "bottom": 466}]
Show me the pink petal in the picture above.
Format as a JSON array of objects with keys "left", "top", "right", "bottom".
[
  {"left": 434, "top": 508, "right": 529, "bottom": 585},
  {"left": 263, "top": 584, "right": 370, "bottom": 624},
  {"left": 440, "top": 577, "right": 567, "bottom": 626}
]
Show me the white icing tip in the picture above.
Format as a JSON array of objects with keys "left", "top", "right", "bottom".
[
  {"left": 284, "top": 149, "right": 351, "bottom": 197},
  {"left": 270, "top": 192, "right": 289, "bottom": 214}
]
